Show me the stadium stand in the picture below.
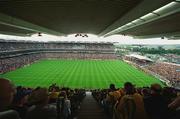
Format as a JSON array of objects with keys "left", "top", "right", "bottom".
[
  {"left": 146, "top": 62, "right": 180, "bottom": 88},
  {"left": 92, "top": 83, "right": 180, "bottom": 119},
  {"left": 0, "top": 78, "right": 86, "bottom": 119},
  {"left": 122, "top": 55, "right": 180, "bottom": 88},
  {"left": 123, "top": 54, "right": 153, "bottom": 66},
  {"left": 1, "top": 78, "right": 180, "bottom": 119},
  {"left": 0, "top": 40, "right": 117, "bottom": 74},
  {"left": 146, "top": 62, "right": 180, "bottom": 81}
]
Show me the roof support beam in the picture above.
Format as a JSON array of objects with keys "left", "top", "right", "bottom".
[
  {"left": 133, "top": 31, "right": 180, "bottom": 39},
  {"left": 0, "top": 12, "right": 65, "bottom": 36},
  {"left": 0, "top": 31, "right": 33, "bottom": 36},
  {"left": 99, "top": 0, "right": 174, "bottom": 37}
]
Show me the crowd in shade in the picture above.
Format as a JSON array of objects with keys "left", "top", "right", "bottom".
[
  {"left": 92, "top": 83, "right": 180, "bottom": 119},
  {"left": 0, "top": 78, "right": 180, "bottom": 119},
  {"left": 0, "top": 78, "right": 86, "bottom": 119}
]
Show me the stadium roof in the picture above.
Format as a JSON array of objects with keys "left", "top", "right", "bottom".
[
  {"left": 0, "top": 0, "right": 180, "bottom": 39},
  {"left": 126, "top": 54, "right": 153, "bottom": 62}
]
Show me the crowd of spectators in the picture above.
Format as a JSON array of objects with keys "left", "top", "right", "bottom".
[
  {"left": 0, "top": 78, "right": 86, "bottom": 119},
  {"left": 45, "top": 53, "right": 117, "bottom": 60},
  {"left": 0, "top": 54, "right": 45, "bottom": 74},
  {"left": 92, "top": 83, "right": 180, "bottom": 119},
  {"left": 0, "top": 41, "right": 114, "bottom": 52},
  {"left": 146, "top": 62, "right": 180, "bottom": 84},
  {"left": 123, "top": 56, "right": 180, "bottom": 87},
  {"left": 1, "top": 79, "right": 180, "bottom": 119}
]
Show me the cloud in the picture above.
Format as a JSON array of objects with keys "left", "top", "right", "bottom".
[{"left": 0, "top": 34, "right": 180, "bottom": 45}]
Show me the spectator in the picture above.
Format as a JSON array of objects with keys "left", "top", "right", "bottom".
[
  {"left": 11, "top": 86, "right": 29, "bottom": 119},
  {"left": 144, "top": 84, "right": 169, "bottom": 119},
  {"left": 104, "top": 84, "right": 120, "bottom": 116},
  {"left": 49, "top": 87, "right": 59, "bottom": 104},
  {"left": 114, "top": 82, "right": 148, "bottom": 119},
  {"left": 0, "top": 78, "right": 20, "bottom": 119},
  {"left": 168, "top": 96, "right": 180, "bottom": 119},
  {"left": 26, "top": 88, "right": 57, "bottom": 119},
  {"left": 168, "top": 96, "right": 180, "bottom": 110},
  {"left": 57, "top": 91, "right": 71, "bottom": 119},
  {"left": 141, "top": 88, "right": 151, "bottom": 99},
  {"left": 106, "top": 84, "right": 121, "bottom": 103}
]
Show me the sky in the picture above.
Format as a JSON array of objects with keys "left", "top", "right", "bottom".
[{"left": 0, "top": 34, "right": 180, "bottom": 45}]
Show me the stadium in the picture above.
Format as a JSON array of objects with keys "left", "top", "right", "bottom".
[{"left": 0, "top": 0, "right": 180, "bottom": 119}]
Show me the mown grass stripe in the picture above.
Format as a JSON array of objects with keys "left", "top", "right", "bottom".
[{"left": 1, "top": 59, "right": 164, "bottom": 89}]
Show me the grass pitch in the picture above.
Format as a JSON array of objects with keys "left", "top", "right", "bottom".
[{"left": 1, "top": 60, "right": 163, "bottom": 89}]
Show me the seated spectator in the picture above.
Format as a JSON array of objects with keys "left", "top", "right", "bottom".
[
  {"left": 144, "top": 84, "right": 169, "bottom": 119},
  {"left": 0, "top": 78, "right": 20, "bottom": 119},
  {"left": 103, "top": 84, "right": 120, "bottom": 116},
  {"left": 114, "top": 82, "right": 148, "bottom": 119},
  {"left": 168, "top": 96, "right": 180, "bottom": 119},
  {"left": 141, "top": 88, "right": 151, "bottom": 99},
  {"left": 26, "top": 88, "right": 57, "bottom": 119},
  {"left": 168, "top": 96, "right": 180, "bottom": 110},
  {"left": 162, "top": 87, "right": 177, "bottom": 105},
  {"left": 11, "top": 86, "right": 29, "bottom": 119},
  {"left": 106, "top": 84, "right": 121, "bottom": 103},
  {"left": 49, "top": 88, "right": 59, "bottom": 104},
  {"left": 57, "top": 91, "right": 71, "bottom": 119}
]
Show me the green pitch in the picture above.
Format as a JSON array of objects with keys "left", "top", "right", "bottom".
[{"left": 1, "top": 60, "right": 163, "bottom": 89}]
